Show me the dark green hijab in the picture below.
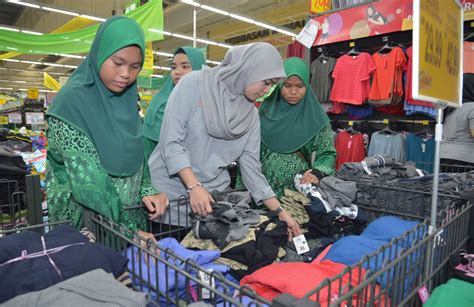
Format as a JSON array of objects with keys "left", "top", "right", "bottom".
[
  {"left": 47, "top": 16, "right": 145, "bottom": 176},
  {"left": 143, "top": 47, "right": 206, "bottom": 141},
  {"left": 260, "top": 57, "right": 329, "bottom": 154}
]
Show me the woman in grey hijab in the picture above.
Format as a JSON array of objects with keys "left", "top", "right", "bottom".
[{"left": 149, "top": 42, "right": 300, "bottom": 239}]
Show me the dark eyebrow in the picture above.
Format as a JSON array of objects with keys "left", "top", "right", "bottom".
[
  {"left": 111, "top": 55, "right": 141, "bottom": 66},
  {"left": 175, "top": 61, "right": 191, "bottom": 65}
]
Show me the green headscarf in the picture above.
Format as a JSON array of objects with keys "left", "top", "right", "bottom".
[
  {"left": 143, "top": 47, "right": 206, "bottom": 141},
  {"left": 47, "top": 16, "right": 145, "bottom": 176},
  {"left": 260, "top": 57, "right": 330, "bottom": 154}
]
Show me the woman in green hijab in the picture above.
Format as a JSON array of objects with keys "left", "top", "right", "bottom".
[
  {"left": 259, "top": 57, "right": 336, "bottom": 198},
  {"left": 143, "top": 47, "right": 205, "bottom": 164},
  {"left": 46, "top": 16, "right": 168, "bottom": 234}
]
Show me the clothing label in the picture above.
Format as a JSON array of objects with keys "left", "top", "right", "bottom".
[
  {"left": 198, "top": 270, "right": 215, "bottom": 299},
  {"left": 296, "top": 19, "right": 319, "bottom": 49},
  {"left": 293, "top": 234, "right": 310, "bottom": 255},
  {"left": 415, "top": 169, "right": 425, "bottom": 177},
  {"left": 347, "top": 140, "right": 352, "bottom": 149},
  {"left": 435, "top": 123, "right": 443, "bottom": 141},
  {"left": 421, "top": 143, "right": 426, "bottom": 153},
  {"left": 418, "top": 285, "right": 430, "bottom": 303},
  {"left": 323, "top": 60, "right": 327, "bottom": 64},
  {"left": 361, "top": 161, "right": 373, "bottom": 175}
]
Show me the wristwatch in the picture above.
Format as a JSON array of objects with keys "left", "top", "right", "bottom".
[{"left": 272, "top": 206, "right": 283, "bottom": 215}]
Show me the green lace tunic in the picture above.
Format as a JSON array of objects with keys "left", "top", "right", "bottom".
[
  {"left": 46, "top": 117, "right": 159, "bottom": 231},
  {"left": 260, "top": 123, "right": 336, "bottom": 199}
]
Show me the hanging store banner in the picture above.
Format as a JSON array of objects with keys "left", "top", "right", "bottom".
[
  {"left": 311, "top": 0, "right": 331, "bottom": 14},
  {"left": 140, "top": 42, "right": 154, "bottom": 77},
  {"left": 0, "top": 0, "right": 164, "bottom": 54},
  {"left": 412, "top": 0, "right": 463, "bottom": 107},
  {"left": 462, "top": 0, "right": 474, "bottom": 20}
]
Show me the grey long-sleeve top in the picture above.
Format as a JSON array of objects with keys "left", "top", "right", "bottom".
[{"left": 149, "top": 71, "right": 275, "bottom": 223}]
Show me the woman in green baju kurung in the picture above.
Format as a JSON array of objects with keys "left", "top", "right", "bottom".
[
  {"left": 143, "top": 47, "right": 205, "bottom": 170},
  {"left": 259, "top": 57, "right": 336, "bottom": 199},
  {"left": 46, "top": 16, "right": 168, "bottom": 235}
]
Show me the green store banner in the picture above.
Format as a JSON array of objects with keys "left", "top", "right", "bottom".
[{"left": 0, "top": 0, "right": 164, "bottom": 54}]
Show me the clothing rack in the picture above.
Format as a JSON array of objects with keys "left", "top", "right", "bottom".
[{"left": 331, "top": 119, "right": 435, "bottom": 125}]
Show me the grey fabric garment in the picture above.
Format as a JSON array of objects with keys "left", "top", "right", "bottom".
[
  {"left": 149, "top": 71, "right": 275, "bottom": 225},
  {"left": 319, "top": 176, "right": 357, "bottom": 208},
  {"left": 3, "top": 269, "right": 147, "bottom": 307},
  {"left": 190, "top": 192, "right": 262, "bottom": 249},
  {"left": 281, "top": 237, "right": 334, "bottom": 263},
  {"left": 310, "top": 56, "right": 337, "bottom": 104},
  {"left": 368, "top": 132, "right": 407, "bottom": 162},
  {"left": 440, "top": 103, "right": 474, "bottom": 163},
  {"left": 199, "top": 42, "right": 285, "bottom": 140}
]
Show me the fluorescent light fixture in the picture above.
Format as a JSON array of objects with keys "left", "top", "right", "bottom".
[
  {"left": 42, "top": 6, "right": 79, "bottom": 16},
  {"left": 277, "top": 29, "right": 297, "bottom": 37},
  {"left": 58, "top": 53, "right": 84, "bottom": 59},
  {"left": 63, "top": 64, "right": 78, "bottom": 69},
  {"left": 229, "top": 14, "right": 255, "bottom": 24},
  {"left": 217, "top": 43, "right": 232, "bottom": 49},
  {"left": 180, "top": 0, "right": 200, "bottom": 7},
  {"left": 197, "top": 38, "right": 217, "bottom": 45},
  {"left": 39, "top": 89, "right": 56, "bottom": 92},
  {"left": 153, "top": 51, "right": 174, "bottom": 57},
  {"left": 7, "top": 1, "right": 41, "bottom": 9},
  {"left": 2, "top": 59, "right": 20, "bottom": 62},
  {"left": 0, "top": 26, "right": 20, "bottom": 32},
  {"left": 172, "top": 33, "right": 194, "bottom": 40},
  {"left": 153, "top": 66, "right": 171, "bottom": 71},
  {"left": 0, "top": 80, "right": 9, "bottom": 82},
  {"left": 0, "top": 68, "right": 6, "bottom": 70},
  {"left": 43, "top": 62, "right": 65, "bottom": 67},
  {"left": 254, "top": 21, "right": 271, "bottom": 29},
  {"left": 6, "top": 47, "right": 18, "bottom": 51},
  {"left": 21, "top": 30, "right": 43, "bottom": 35},
  {"left": 148, "top": 28, "right": 172, "bottom": 36},
  {"left": 13, "top": 80, "right": 27, "bottom": 83},
  {"left": 200, "top": 5, "right": 229, "bottom": 16},
  {"left": 206, "top": 60, "right": 221, "bottom": 65},
  {"left": 0, "top": 87, "right": 14, "bottom": 90},
  {"left": 18, "top": 88, "right": 28, "bottom": 91},
  {"left": 22, "top": 60, "right": 43, "bottom": 65},
  {"left": 80, "top": 14, "right": 105, "bottom": 22},
  {"left": 151, "top": 74, "right": 164, "bottom": 78}
]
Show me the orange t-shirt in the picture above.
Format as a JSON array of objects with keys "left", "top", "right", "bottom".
[
  {"left": 464, "top": 41, "right": 474, "bottom": 74},
  {"left": 369, "top": 47, "right": 407, "bottom": 101}
]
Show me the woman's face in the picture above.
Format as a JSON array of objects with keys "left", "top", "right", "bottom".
[
  {"left": 244, "top": 78, "right": 278, "bottom": 102},
  {"left": 281, "top": 75, "right": 306, "bottom": 105},
  {"left": 100, "top": 45, "right": 142, "bottom": 93},
  {"left": 171, "top": 53, "right": 192, "bottom": 85}
]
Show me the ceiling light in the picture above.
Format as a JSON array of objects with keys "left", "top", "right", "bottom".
[
  {"left": 197, "top": 38, "right": 217, "bottom": 45},
  {"left": 13, "top": 81, "right": 27, "bottom": 83},
  {"left": 179, "top": 0, "right": 200, "bottom": 7},
  {"left": 21, "top": 30, "right": 43, "bottom": 35},
  {"left": 200, "top": 5, "right": 229, "bottom": 16},
  {"left": 63, "top": 64, "right": 78, "bottom": 69},
  {"left": 43, "top": 62, "right": 65, "bottom": 67},
  {"left": 0, "top": 80, "right": 9, "bottom": 82},
  {"left": 18, "top": 88, "right": 28, "bottom": 91},
  {"left": 153, "top": 66, "right": 171, "bottom": 71},
  {"left": 6, "top": 47, "right": 18, "bottom": 51},
  {"left": 171, "top": 33, "right": 194, "bottom": 40},
  {"left": 153, "top": 51, "right": 174, "bottom": 57},
  {"left": 0, "top": 26, "right": 20, "bottom": 32},
  {"left": 80, "top": 14, "right": 105, "bottom": 22},
  {"left": 22, "top": 60, "right": 43, "bottom": 65},
  {"left": 42, "top": 6, "right": 79, "bottom": 16},
  {"left": 217, "top": 43, "right": 232, "bottom": 49},
  {"left": 277, "top": 29, "right": 298, "bottom": 37},
  {"left": 7, "top": 1, "right": 40, "bottom": 9},
  {"left": 229, "top": 14, "right": 255, "bottom": 24},
  {"left": 148, "top": 29, "right": 172, "bottom": 36},
  {"left": 58, "top": 53, "right": 84, "bottom": 59},
  {"left": 151, "top": 74, "right": 164, "bottom": 78},
  {"left": 0, "top": 87, "right": 14, "bottom": 90},
  {"left": 206, "top": 60, "right": 221, "bottom": 65},
  {"left": 3, "top": 59, "right": 20, "bottom": 62}
]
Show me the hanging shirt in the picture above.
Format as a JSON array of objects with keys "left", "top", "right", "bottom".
[
  {"left": 405, "top": 133, "right": 435, "bottom": 173},
  {"left": 368, "top": 132, "right": 406, "bottom": 162},
  {"left": 310, "top": 56, "right": 337, "bottom": 104},
  {"left": 330, "top": 53, "right": 376, "bottom": 105},
  {"left": 464, "top": 41, "right": 474, "bottom": 74},
  {"left": 335, "top": 130, "right": 366, "bottom": 170},
  {"left": 405, "top": 46, "right": 434, "bottom": 107},
  {"left": 368, "top": 47, "right": 406, "bottom": 106}
]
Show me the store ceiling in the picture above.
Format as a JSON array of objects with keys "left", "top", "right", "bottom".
[{"left": 0, "top": 0, "right": 307, "bottom": 91}]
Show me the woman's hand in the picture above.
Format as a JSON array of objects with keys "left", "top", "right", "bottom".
[
  {"left": 136, "top": 230, "right": 159, "bottom": 264},
  {"left": 189, "top": 187, "right": 214, "bottom": 216},
  {"left": 143, "top": 192, "right": 169, "bottom": 220},
  {"left": 300, "top": 169, "right": 319, "bottom": 185},
  {"left": 278, "top": 210, "right": 301, "bottom": 241}
]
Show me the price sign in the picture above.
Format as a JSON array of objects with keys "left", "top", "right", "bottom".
[
  {"left": 25, "top": 112, "right": 44, "bottom": 125},
  {"left": 412, "top": 0, "right": 463, "bottom": 107},
  {"left": 8, "top": 113, "right": 22, "bottom": 124},
  {"left": 27, "top": 88, "right": 39, "bottom": 100},
  {"left": 0, "top": 116, "right": 8, "bottom": 125},
  {"left": 0, "top": 98, "right": 6, "bottom": 105}
]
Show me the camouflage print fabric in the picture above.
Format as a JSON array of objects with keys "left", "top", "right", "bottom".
[{"left": 280, "top": 189, "right": 310, "bottom": 225}]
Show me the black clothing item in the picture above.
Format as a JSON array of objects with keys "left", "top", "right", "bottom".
[
  {"left": 0, "top": 224, "right": 128, "bottom": 303},
  {"left": 281, "top": 237, "right": 335, "bottom": 263},
  {"left": 223, "top": 216, "right": 288, "bottom": 280}
]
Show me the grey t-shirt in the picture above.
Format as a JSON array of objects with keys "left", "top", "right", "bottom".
[
  {"left": 149, "top": 71, "right": 275, "bottom": 225},
  {"left": 368, "top": 132, "right": 406, "bottom": 162},
  {"left": 310, "top": 56, "right": 337, "bottom": 104},
  {"left": 440, "top": 103, "right": 474, "bottom": 163}
]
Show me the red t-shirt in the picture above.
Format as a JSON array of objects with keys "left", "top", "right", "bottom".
[
  {"left": 464, "top": 41, "right": 474, "bottom": 74},
  {"left": 330, "top": 53, "right": 376, "bottom": 105},
  {"left": 405, "top": 46, "right": 433, "bottom": 107},
  {"left": 335, "top": 130, "right": 366, "bottom": 170}
]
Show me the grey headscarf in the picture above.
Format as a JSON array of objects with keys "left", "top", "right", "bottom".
[{"left": 200, "top": 42, "right": 285, "bottom": 140}]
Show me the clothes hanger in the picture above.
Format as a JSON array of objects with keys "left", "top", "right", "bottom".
[
  {"left": 377, "top": 41, "right": 393, "bottom": 54},
  {"left": 347, "top": 46, "right": 361, "bottom": 56},
  {"left": 464, "top": 32, "right": 474, "bottom": 42},
  {"left": 379, "top": 123, "right": 397, "bottom": 135},
  {"left": 346, "top": 125, "right": 359, "bottom": 135}
]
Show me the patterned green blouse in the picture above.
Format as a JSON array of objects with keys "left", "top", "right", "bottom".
[
  {"left": 260, "top": 123, "right": 336, "bottom": 199},
  {"left": 46, "top": 117, "right": 159, "bottom": 231}
]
